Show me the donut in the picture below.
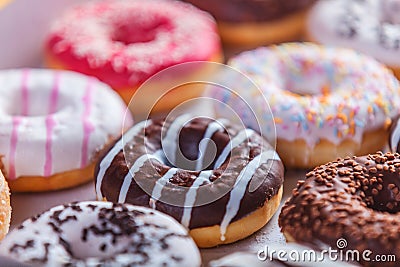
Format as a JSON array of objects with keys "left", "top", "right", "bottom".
[
  {"left": 95, "top": 115, "right": 284, "bottom": 248},
  {"left": 0, "top": 201, "right": 201, "bottom": 267},
  {"left": 45, "top": 0, "right": 223, "bottom": 113},
  {"left": 0, "top": 69, "right": 132, "bottom": 192},
  {"left": 208, "top": 43, "right": 400, "bottom": 168},
  {"left": 181, "top": 0, "right": 317, "bottom": 48},
  {"left": 279, "top": 152, "right": 400, "bottom": 267},
  {"left": 307, "top": 0, "right": 400, "bottom": 79},
  {"left": 0, "top": 171, "right": 11, "bottom": 241}
]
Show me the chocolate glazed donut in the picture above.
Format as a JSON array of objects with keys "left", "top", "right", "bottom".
[
  {"left": 279, "top": 152, "right": 400, "bottom": 267},
  {"left": 95, "top": 115, "right": 284, "bottom": 247},
  {"left": 181, "top": 0, "right": 316, "bottom": 23}
]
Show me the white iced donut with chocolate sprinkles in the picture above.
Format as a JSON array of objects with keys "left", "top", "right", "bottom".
[
  {"left": 95, "top": 115, "right": 284, "bottom": 248},
  {"left": 0, "top": 69, "right": 132, "bottom": 192},
  {"left": 0, "top": 201, "right": 201, "bottom": 267},
  {"left": 307, "top": 0, "right": 400, "bottom": 78},
  {"left": 209, "top": 43, "right": 400, "bottom": 168}
]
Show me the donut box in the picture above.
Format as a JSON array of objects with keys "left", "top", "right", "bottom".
[{"left": 0, "top": 0, "right": 399, "bottom": 266}]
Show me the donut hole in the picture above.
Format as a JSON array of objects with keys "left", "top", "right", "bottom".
[
  {"left": 281, "top": 57, "right": 347, "bottom": 96},
  {"left": 160, "top": 118, "right": 230, "bottom": 171},
  {"left": 362, "top": 179, "right": 400, "bottom": 214},
  {"left": 111, "top": 15, "right": 172, "bottom": 45}
]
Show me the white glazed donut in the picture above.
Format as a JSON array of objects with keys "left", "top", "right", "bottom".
[
  {"left": 307, "top": 0, "right": 400, "bottom": 78},
  {"left": 208, "top": 43, "right": 400, "bottom": 168},
  {"left": 0, "top": 201, "right": 201, "bottom": 267},
  {"left": 0, "top": 69, "right": 132, "bottom": 192}
]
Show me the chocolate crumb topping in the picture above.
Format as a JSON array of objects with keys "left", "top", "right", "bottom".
[
  {"left": 2, "top": 202, "right": 199, "bottom": 266},
  {"left": 279, "top": 152, "right": 400, "bottom": 266}
]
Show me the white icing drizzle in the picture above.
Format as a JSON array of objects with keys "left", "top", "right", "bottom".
[
  {"left": 162, "top": 114, "right": 191, "bottom": 165},
  {"left": 390, "top": 119, "right": 400, "bottom": 152},
  {"left": 149, "top": 167, "right": 179, "bottom": 209},
  {"left": 96, "top": 120, "right": 150, "bottom": 200},
  {"left": 219, "top": 150, "right": 280, "bottom": 241},
  {"left": 118, "top": 152, "right": 163, "bottom": 203},
  {"left": 195, "top": 121, "right": 225, "bottom": 171},
  {"left": 214, "top": 129, "right": 255, "bottom": 169},
  {"left": 181, "top": 170, "right": 213, "bottom": 228}
]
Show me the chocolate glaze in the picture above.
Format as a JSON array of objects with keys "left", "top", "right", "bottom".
[
  {"left": 95, "top": 117, "right": 284, "bottom": 229},
  {"left": 279, "top": 152, "right": 400, "bottom": 267},
  {"left": 181, "top": 0, "right": 316, "bottom": 23}
]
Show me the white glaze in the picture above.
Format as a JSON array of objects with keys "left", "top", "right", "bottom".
[
  {"left": 180, "top": 170, "right": 212, "bottom": 228},
  {"left": 118, "top": 152, "right": 164, "bottom": 203},
  {"left": 308, "top": 0, "right": 400, "bottom": 67},
  {"left": 195, "top": 121, "right": 225, "bottom": 171},
  {"left": 0, "top": 69, "right": 131, "bottom": 180},
  {"left": 149, "top": 167, "right": 178, "bottom": 209},
  {"left": 219, "top": 150, "right": 280, "bottom": 241},
  {"left": 162, "top": 114, "right": 191, "bottom": 166},
  {"left": 0, "top": 201, "right": 201, "bottom": 267},
  {"left": 95, "top": 120, "right": 149, "bottom": 200}
]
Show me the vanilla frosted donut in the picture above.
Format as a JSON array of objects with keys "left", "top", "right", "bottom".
[
  {"left": 0, "top": 69, "right": 132, "bottom": 192},
  {"left": 0, "top": 201, "right": 201, "bottom": 267},
  {"left": 209, "top": 43, "right": 400, "bottom": 168},
  {"left": 307, "top": 0, "right": 400, "bottom": 78}
]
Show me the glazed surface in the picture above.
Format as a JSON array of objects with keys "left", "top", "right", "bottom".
[
  {"left": 0, "top": 201, "right": 201, "bottom": 267},
  {"left": 95, "top": 116, "right": 283, "bottom": 240},
  {"left": 0, "top": 69, "right": 131, "bottom": 179},
  {"left": 209, "top": 43, "right": 400, "bottom": 147},
  {"left": 46, "top": 0, "right": 221, "bottom": 89}
]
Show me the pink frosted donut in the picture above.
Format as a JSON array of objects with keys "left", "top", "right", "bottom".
[
  {"left": 0, "top": 69, "right": 132, "bottom": 192},
  {"left": 45, "top": 0, "right": 222, "bottom": 108}
]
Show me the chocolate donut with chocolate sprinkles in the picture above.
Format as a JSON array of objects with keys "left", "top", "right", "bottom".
[
  {"left": 0, "top": 201, "right": 201, "bottom": 267},
  {"left": 279, "top": 151, "right": 400, "bottom": 267},
  {"left": 95, "top": 115, "right": 284, "bottom": 248}
]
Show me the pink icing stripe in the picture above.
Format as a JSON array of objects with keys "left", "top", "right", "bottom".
[
  {"left": 8, "top": 117, "right": 22, "bottom": 180},
  {"left": 43, "top": 73, "right": 60, "bottom": 177},
  {"left": 81, "top": 78, "right": 95, "bottom": 168},
  {"left": 21, "top": 69, "right": 29, "bottom": 116}
]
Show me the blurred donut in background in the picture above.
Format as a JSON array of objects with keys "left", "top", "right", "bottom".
[
  {"left": 307, "top": 0, "right": 400, "bottom": 79},
  {"left": 45, "top": 0, "right": 223, "bottom": 114},
  {"left": 180, "top": 0, "right": 317, "bottom": 48}
]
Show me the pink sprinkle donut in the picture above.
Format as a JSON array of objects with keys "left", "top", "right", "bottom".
[{"left": 45, "top": 0, "right": 222, "bottom": 111}]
